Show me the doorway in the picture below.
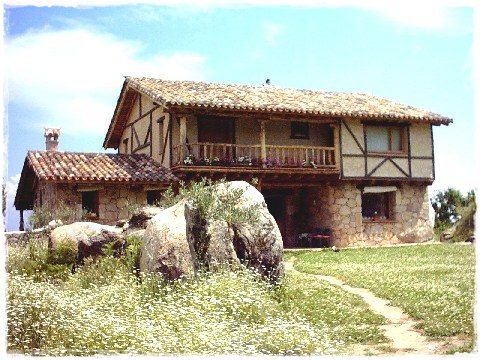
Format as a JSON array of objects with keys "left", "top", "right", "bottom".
[
  {"left": 263, "top": 191, "right": 288, "bottom": 242},
  {"left": 197, "top": 116, "right": 235, "bottom": 158}
]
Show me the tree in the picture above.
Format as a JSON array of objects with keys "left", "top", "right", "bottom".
[{"left": 430, "top": 188, "right": 475, "bottom": 230}]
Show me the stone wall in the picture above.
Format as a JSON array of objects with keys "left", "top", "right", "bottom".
[
  {"left": 35, "top": 182, "right": 148, "bottom": 225},
  {"left": 300, "top": 182, "right": 433, "bottom": 247}
]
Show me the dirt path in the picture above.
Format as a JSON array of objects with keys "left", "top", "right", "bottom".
[{"left": 285, "top": 258, "right": 448, "bottom": 355}]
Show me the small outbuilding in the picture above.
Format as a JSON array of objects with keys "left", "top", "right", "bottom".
[{"left": 14, "top": 129, "right": 178, "bottom": 230}]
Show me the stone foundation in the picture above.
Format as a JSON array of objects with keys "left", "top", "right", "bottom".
[{"left": 286, "top": 182, "right": 433, "bottom": 247}]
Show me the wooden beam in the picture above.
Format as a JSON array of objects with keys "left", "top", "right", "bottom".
[
  {"left": 331, "top": 123, "right": 341, "bottom": 169},
  {"left": 259, "top": 120, "right": 267, "bottom": 168},
  {"left": 19, "top": 210, "right": 24, "bottom": 231},
  {"left": 256, "top": 177, "right": 263, "bottom": 191},
  {"left": 179, "top": 116, "right": 187, "bottom": 162}
]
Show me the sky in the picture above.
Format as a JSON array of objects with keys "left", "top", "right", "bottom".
[{"left": 1, "top": 0, "right": 478, "bottom": 231}]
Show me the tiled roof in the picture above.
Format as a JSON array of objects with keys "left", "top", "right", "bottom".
[
  {"left": 126, "top": 77, "right": 452, "bottom": 125},
  {"left": 26, "top": 151, "right": 177, "bottom": 183}
]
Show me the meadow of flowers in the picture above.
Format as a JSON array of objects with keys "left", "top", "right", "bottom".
[
  {"left": 7, "top": 236, "right": 386, "bottom": 356},
  {"left": 9, "top": 238, "right": 473, "bottom": 355}
]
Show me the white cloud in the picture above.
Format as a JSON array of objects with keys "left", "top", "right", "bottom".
[
  {"left": 358, "top": 0, "right": 475, "bottom": 31},
  {"left": 369, "top": 2, "right": 449, "bottom": 29},
  {"left": 5, "top": 28, "right": 207, "bottom": 135},
  {"left": 263, "top": 22, "right": 283, "bottom": 45}
]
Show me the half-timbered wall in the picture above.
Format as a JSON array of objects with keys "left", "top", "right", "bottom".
[
  {"left": 119, "top": 93, "right": 166, "bottom": 164},
  {"left": 340, "top": 118, "right": 434, "bottom": 180}
]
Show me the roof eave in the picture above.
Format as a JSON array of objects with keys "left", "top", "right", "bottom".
[{"left": 103, "top": 78, "right": 130, "bottom": 149}]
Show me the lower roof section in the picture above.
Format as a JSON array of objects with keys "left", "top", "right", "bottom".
[{"left": 14, "top": 151, "right": 178, "bottom": 210}]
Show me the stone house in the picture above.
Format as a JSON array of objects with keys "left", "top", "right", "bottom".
[
  {"left": 14, "top": 133, "right": 177, "bottom": 229},
  {"left": 15, "top": 77, "right": 452, "bottom": 247}
]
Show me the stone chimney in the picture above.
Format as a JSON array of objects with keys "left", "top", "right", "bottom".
[{"left": 44, "top": 128, "right": 60, "bottom": 151}]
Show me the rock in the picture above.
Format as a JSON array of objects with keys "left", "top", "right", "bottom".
[
  {"left": 185, "top": 181, "right": 284, "bottom": 282},
  {"left": 129, "top": 206, "right": 165, "bottom": 229},
  {"left": 127, "top": 229, "right": 146, "bottom": 240},
  {"left": 47, "top": 219, "right": 63, "bottom": 230},
  {"left": 466, "top": 235, "right": 475, "bottom": 243},
  {"left": 440, "top": 230, "right": 454, "bottom": 242},
  {"left": 77, "top": 230, "right": 125, "bottom": 264},
  {"left": 116, "top": 219, "right": 128, "bottom": 228},
  {"left": 139, "top": 201, "right": 194, "bottom": 281},
  {"left": 185, "top": 203, "right": 239, "bottom": 269},
  {"left": 49, "top": 222, "right": 123, "bottom": 264}
]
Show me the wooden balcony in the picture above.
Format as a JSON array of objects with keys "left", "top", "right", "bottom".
[{"left": 172, "top": 143, "right": 339, "bottom": 172}]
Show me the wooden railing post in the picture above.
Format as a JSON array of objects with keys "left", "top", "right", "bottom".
[
  {"left": 259, "top": 120, "right": 267, "bottom": 168},
  {"left": 179, "top": 116, "right": 187, "bottom": 162},
  {"left": 331, "top": 123, "right": 341, "bottom": 169}
]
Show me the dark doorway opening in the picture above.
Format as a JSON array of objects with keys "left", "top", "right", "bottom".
[
  {"left": 263, "top": 189, "right": 291, "bottom": 242},
  {"left": 146, "top": 190, "right": 163, "bottom": 206},
  {"left": 82, "top": 191, "right": 99, "bottom": 217}
]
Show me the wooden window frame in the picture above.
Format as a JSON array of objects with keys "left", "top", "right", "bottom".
[
  {"left": 290, "top": 121, "right": 310, "bottom": 140},
  {"left": 365, "top": 125, "right": 406, "bottom": 154},
  {"left": 361, "top": 192, "right": 395, "bottom": 222}
]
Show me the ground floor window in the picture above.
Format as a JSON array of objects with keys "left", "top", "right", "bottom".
[
  {"left": 362, "top": 191, "right": 395, "bottom": 221},
  {"left": 146, "top": 190, "right": 163, "bottom": 206},
  {"left": 82, "top": 191, "right": 99, "bottom": 218}
]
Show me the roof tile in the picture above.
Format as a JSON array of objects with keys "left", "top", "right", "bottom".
[
  {"left": 125, "top": 77, "right": 452, "bottom": 124},
  {"left": 26, "top": 151, "right": 178, "bottom": 183}
]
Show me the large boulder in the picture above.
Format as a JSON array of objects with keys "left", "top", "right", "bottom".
[
  {"left": 185, "top": 181, "right": 284, "bottom": 282},
  {"left": 128, "top": 206, "right": 165, "bottom": 229},
  {"left": 185, "top": 204, "right": 239, "bottom": 269},
  {"left": 49, "top": 222, "right": 123, "bottom": 264},
  {"left": 139, "top": 201, "right": 194, "bottom": 281}
]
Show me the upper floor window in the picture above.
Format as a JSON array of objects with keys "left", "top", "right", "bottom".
[
  {"left": 290, "top": 122, "right": 309, "bottom": 139},
  {"left": 366, "top": 125, "right": 405, "bottom": 153}
]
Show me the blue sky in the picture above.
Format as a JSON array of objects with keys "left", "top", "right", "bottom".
[{"left": 2, "top": 1, "right": 477, "bottom": 231}]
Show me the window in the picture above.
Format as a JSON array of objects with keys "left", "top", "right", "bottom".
[
  {"left": 366, "top": 126, "right": 405, "bottom": 153},
  {"left": 290, "top": 122, "right": 309, "bottom": 139},
  {"left": 362, "top": 191, "right": 395, "bottom": 221},
  {"left": 82, "top": 191, "right": 99, "bottom": 217},
  {"left": 146, "top": 190, "right": 163, "bottom": 206}
]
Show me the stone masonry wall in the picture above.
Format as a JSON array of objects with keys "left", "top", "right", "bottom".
[
  {"left": 35, "top": 182, "right": 148, "bottom": 225},
  {"left": 305, "top": 182, "right": 433, "bottom": 247}
]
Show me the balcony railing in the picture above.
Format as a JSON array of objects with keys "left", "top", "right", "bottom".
[{"left": 172, "top": 143, "right": 338, "bottom": 169}]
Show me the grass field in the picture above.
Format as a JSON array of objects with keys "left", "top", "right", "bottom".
[
  {"left": 6, "top": 240, "right": 476, "bottom": 355},
  {"left": 288, "top": 243, "right": 476, "bottom": 351}
]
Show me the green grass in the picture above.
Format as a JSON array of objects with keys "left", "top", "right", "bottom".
[
  {"left": 290, "top": 244, "right": 475, "bottom": 348},
  {"left": 279, "top": 271, "right": 388, "bottom": 345}
]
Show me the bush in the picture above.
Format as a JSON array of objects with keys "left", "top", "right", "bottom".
[
  {"left": 158, "top": 178, "right": 260, "bottom": 225},
  {"left": 47, "top": 240, "right": 77, "bottom": 265},
  {"left": 28, "top": 203, "right": 76, "bottom": 230},
  {"left": 6, "top": 237, "right": 71, "bottom": 282}
]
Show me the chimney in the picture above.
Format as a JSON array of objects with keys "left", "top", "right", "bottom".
[{"left": 44, "top": 128, "right": 60, "bottom": 151}]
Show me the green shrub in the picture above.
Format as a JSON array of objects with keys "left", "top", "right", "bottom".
[
  {"left": 158, "top": 178, "right": 260, "bottom": 225},
  {"left": 28, "top": 203, "right": 76, "bottom": 230},
  {"left": 47, "top": 241, "right": 77, "bottom": 265},
  {"left": 6, "top": 237, "right": 71, "bottom": 282}
]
